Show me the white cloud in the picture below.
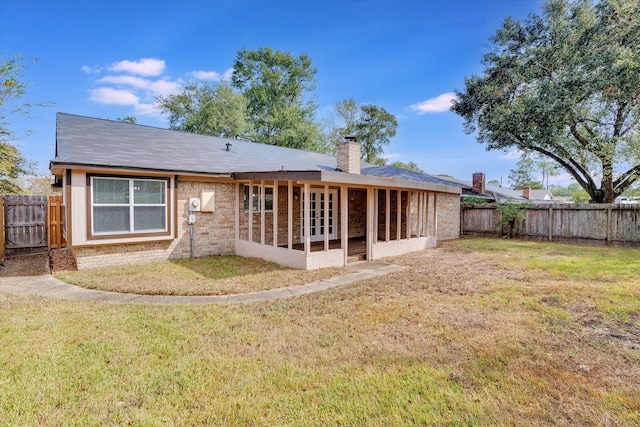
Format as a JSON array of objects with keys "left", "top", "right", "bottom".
[
  {"left": 548, "top": 172, "right": 575, "bottom": 186},
  {"left": 499, "top": 149, "right": 522, "bottom": 160},
  {"left": 99, "top": 75, "right": 150, "bottom": 88},
  {"left": 148, "top": 79, "right": 180, "bottom": 97},
  {"left": 191, "top": 70, "right": 222, "bottom": 81},
  {"left": 409, "top": 92, "right": 457, "bottom": 114},
  {"left": 89, "top": 87, "right": 140, "bottom": 105},
  {"left": 99, "top": 75, "right": 180, "bottom": 97},
  {"left": 190, "top": 67, "right": 234, "bottom": 82},
  {"left": 109, "top": 58, "right": 165, "bottom": 76},
  {"left": 134, "top": 102, "right": 164, "bottom": 117},
  {"left": 86, "top": 58, "right": 230, "bottom": 117}
]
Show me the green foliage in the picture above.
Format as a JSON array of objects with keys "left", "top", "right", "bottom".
[
  {"left": 156, "top": 81, "right": 251, "bottom": 139},
  {"left": 390, "top": 160, "right": 424, "bottom": 173},
  {"left": 324, "top": 98, "right": 398, "bottom": 162},
  {"left": 0, "top": 54, "right": 43, "bottom": 194},
  {"left": 355, "top": 104, "right": 398, "bottom": 163},
  {"left": 231, "top": 47, "right": 322, "bottom": 151},
  {"left": 571, "top": 189, "right": 591, "bottom": 203},
  {"left": 488, "top": 179, "right": 501, "bottom": 186},
  {"left": 461, "top": 195, "right": 490, "bottom": 204},
  {"left": 116, "top": 116, "right": 137, "bottom": 124},
  {"left": 494, "top": 200, "right": 528, "bottom": 238},
  {"left": 452, "top": 0, "right": 640, "bottom": 203},
  {"left": 508, "top": 156, "right": 544, "bottom": 190},
  {"left": 538, "top": 160, "right": 560, "bottom": 189}
]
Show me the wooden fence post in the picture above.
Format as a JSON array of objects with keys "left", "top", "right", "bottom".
[
  {"left": 606, "top": 206, "right": 612, "bottom": 246},
  {"left": 0, "top": 195, "right": 4, "bottom": 258},
  {"left": 548, "top": 206, "right": 553, "bottom": 242}
]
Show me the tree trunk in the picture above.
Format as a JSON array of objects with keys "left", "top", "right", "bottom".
[{"left": 593, "top": 161, "right": 617, "bottom": 203}]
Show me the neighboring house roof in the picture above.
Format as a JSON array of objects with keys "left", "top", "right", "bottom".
[
  {"left": 430, "top": 175, "right": 525, "bottom": 201},
  {"left": 528, "top": 189, "right": 554, "bottom": 200},
  {"left": 51, "top": 113, "right": 459, "bottom": 193}
]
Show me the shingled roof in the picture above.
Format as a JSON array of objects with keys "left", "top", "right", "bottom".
[{"left": 51, "top": 112, "right": 454, "bottom": 189}]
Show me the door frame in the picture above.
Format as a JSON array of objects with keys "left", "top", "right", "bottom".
[{"left": 301, "top": 188, "right": 338, "bottom": 243}]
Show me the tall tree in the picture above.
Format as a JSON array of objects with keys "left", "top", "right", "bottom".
[
  {"left": 537, "top": 159, "right": 560, "bottom": 189},
  {"left": 156, "top": 81, "right": 251, "bottom": 139},
  {"left": 509, "top": 156, "right": 544, "bottom": 189},
  {"left": 231, "top": 47, "right": 321, "bottom": 150},
  {"left": 391, "top": 161, "right": 424, "bottom": 173},
  {"left": 0, "top": 54, "right": 41, "bottom": 194},
  {"left": 324, "top": 97, "right": 359, "bottom": 151},
  {"left": 356, "top": 104, "right": 398, "bottom": 164},
  {"left": 452, "top": 0, "right": 640, "bottom": 203}
]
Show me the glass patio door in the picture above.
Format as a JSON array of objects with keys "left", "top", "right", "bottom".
[{"left": 302, "top": 189, "right": 337, "bottom": 242}]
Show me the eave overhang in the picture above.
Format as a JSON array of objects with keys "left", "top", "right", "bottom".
[{"left": 234, "top": 170, "right": 461, "bottom": 195}]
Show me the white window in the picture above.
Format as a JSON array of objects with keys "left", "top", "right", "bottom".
[
  {"left": 243, "top": 185, "right": 273, "bottom": 212},
  {"left": 91, "top": 176, "right": 167, "bottom": 235}
]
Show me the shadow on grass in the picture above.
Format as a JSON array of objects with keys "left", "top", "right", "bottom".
[{"left": 167, "top": 255, "right": 291, "bottom": 280}]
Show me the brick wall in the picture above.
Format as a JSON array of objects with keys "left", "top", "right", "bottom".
[
  {"left": 348, "top": 189, "right": 366, "bottom": 238},
  {"left": 436, "top": 192, "right": 461, "bottom": 240},
  {"left": 74, "top": 181, "right": 236, "bottom": 270}
]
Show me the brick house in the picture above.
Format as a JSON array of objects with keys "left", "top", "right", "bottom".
[{"left": 50, "top": 113, "right": 461, "bottom": 270}]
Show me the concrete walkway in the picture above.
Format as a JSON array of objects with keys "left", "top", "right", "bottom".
[{"left": 0, "top": 257, "right": 406, "bottom": 305}]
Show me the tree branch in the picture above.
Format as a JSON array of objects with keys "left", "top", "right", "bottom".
[{"left": 613, "top": 163, "right": 640, "bottom": 194}]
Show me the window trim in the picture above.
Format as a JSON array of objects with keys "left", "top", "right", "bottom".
[
  {"left": 243, "top": 184, "right": 274, "bottom": 213},
  {"left": 86, "top": 174, "right": 171, "bottom": 240}
]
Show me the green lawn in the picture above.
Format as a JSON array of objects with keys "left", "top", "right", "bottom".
[
  {"left": 1, "top": 238, "right": 639, "bottom": 426},
  {"left": 56, "top": 255, "right": 348, "bottom": 296}
]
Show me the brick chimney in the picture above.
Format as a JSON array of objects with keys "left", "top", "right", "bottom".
[
  {"left": 472, "top": 172, "right": 485, "bottom": 194},
  {"left": 523, "top": 187, "right": 531, "bottom": 199},
  {"left": 337, "top": 136, "right": 361, "bottom": 174}
]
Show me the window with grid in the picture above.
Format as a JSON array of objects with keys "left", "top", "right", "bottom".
[{"left": 91, "top": 176, "right": 167, "bottom": 235}]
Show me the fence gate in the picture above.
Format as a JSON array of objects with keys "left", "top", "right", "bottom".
[{"left": 3, "top": 195, "right": 49, "bottom": 255}]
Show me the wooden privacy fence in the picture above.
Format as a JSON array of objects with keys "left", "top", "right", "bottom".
[
  {"left": 0, "top": 195, "right": 66, "bottom": 256},
  {"left": 461, "top": 203, "right": 640, "bottom": 246},
  {"left": 49, "top": 195, "right": 66, "bottom": 250}
]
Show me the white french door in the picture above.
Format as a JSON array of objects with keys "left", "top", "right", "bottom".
[{"left": 302, "top": 189, "right": 338, "bottom": 242}]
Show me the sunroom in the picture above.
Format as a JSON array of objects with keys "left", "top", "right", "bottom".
[{"left": 233, "top": 170, "right": 459, "bottom": 270}]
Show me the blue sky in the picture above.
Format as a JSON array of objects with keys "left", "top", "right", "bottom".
[{"left": 2, "top": 0, "right": 568, "bottom": 185}]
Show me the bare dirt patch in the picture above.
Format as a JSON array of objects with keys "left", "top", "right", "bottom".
[
  {"left": 49, "top": 247, "right": 77, "bottom": 273},
  {"left": 0, "top": 252, "right": 50, "bottom": 277}
]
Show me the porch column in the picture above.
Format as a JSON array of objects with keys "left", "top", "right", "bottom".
[
  {"left": 425, "top": 192, "right": 430, "bottom": 237},
  {"left": 407, "top": 191, "right": 412, "bottom": 239},
  {"left": 260, "top": 179, "right": 265, "bottom": 245},
  {"left": 235, "top": 182, "right": 239, "bottom": 241},
  {"left": 433, "top": 192, "right": 438, "bottom": 239},
  {"left": 385, "top": 189, "right": 390, "bottom": 242},
  {"left": 416, "top": 191, "right": 422, "bottom": 237},
  {"left": 341, "top": 185, "right": 348, "bottom": 265},
  {"left": 273, "top": 180, "right": 278, "bottom": 247},
  {"left": 248, "top": 180, "right": 253, "bottom": 243},
  {"left": 287, "top": 180, "right": 293, "bottom": 250},
  {"left": 373, "top": 188, "right": 379, "bottom": 243},
  {"left": 367, "top": 187, "right": 375, "bottom": 260},
  {"left": 303, "top": 183, "right": 311, "bottom": 254},
  {"left": 396, "top": 190, "right": 401, "bottom": 241},
  {"left": 323, "top": 184, "right": 329, "bottom": 251}
]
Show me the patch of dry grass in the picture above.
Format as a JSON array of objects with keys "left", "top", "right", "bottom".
[
  {"left": 56, "top": 255, "right": 349, "bottom": 295},
  {"left": 2, "top": 238, "right": 639, "bottom": 425}
]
